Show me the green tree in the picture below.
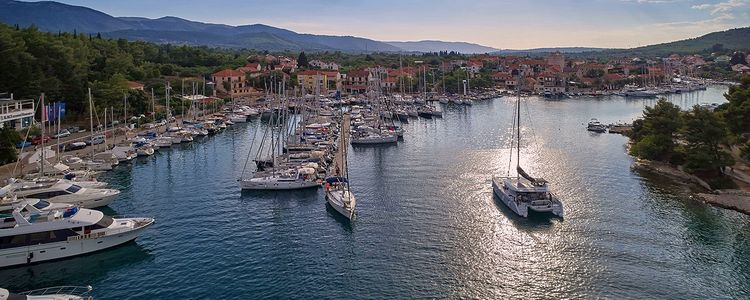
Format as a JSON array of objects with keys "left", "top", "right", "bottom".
[
  {"left": 682, "top": 106, "right": 734, "bottom": 174},
  {"left": 0, "top": 127, "right": 21, "bottom": 164},
  {"left": 720, "top": 76, "right": 750, "bottom": 135},
  {"left": 630, "top": 99, "right": 682, "bottom": 161},
  {"left": 297, "top": 51, "right": 308, "bottom": 68}
]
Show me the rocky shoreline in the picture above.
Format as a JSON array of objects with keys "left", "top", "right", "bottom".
[{"left": 633, "top": 159, "right": 750, "bottom": 216}]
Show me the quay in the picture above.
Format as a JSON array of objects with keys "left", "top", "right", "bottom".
[{"left": 329, "top": 113, "right": 350, "bottom": 178}]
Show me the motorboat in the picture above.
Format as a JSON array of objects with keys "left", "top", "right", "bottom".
[
  {"left": 0, "top": 204, "right": 153, "bottom": 268},
  {"left": 109, "top": 146, "right": 138, "bottom": 162},
  {"left": 61, "top": 155, "right": 113, "bottom": 172},
  {"left": 587, "top": 118, "right": 607, "bottom": 133},
  {"left": 1, "top": 286, "right": 93, "bottom": 300},
  {"left": 10, "top": 181, "right": 120, "bottom": 209}
]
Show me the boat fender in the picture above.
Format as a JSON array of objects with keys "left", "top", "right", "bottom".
[{"left": 27, "top": 252, "right": 33, "bottom": 264}]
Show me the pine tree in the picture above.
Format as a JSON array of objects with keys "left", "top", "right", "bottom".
[{"left": 297, "top": 51, "right": 309, "bottom": 68}]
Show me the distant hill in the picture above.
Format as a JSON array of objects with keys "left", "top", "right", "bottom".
[
  {"left": 0, "top": 0, "right": 399, "bottom": 52},
  {"left": 610, "top": 27, "right": 750, "bottom": 56},
  {"left": 491, "top": 47, "right": 607, "bottom": 55},
  {"left": 387, "top": 41, "right": 499, "bottom": 54},
  {"left": 1, "top": 0, "right": 748, "bottom": 55}
]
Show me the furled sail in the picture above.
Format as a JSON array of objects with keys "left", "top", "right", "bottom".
[{"left": 517, "top": 166, "right": 547, "bottom": 186}]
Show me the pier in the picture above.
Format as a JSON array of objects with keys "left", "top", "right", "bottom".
[{"left": 329, "top": 113, "right": 350, "bottom": 178}]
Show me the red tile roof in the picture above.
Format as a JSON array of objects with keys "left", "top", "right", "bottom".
[{"left": 213, "top": 69, "right": 244, "bottom": 77}]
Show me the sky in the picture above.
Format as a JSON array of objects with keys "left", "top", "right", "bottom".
[{"left": 33, "top": 0, "right": 750, "bottom": 49}]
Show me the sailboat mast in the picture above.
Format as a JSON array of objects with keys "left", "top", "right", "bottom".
[
  {"left": 516, "top": 74, "right": 521, "bottom": 175},
  {"left": 40, "top": 93, "right": 45, "bottom": 176},
  {"left": 89, "top": 89, "right": 94, "bottom": 158}
]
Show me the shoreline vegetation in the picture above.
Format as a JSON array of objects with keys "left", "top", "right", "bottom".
[{"left": 628, "top": 77, "right": 750, "bottom": 215}]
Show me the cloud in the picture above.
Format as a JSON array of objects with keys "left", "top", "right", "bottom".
[{"left": 692, "top": 0, "right": 750, "bottom": 14}]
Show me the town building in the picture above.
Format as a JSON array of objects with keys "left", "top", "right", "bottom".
[
  {"left": 344, "top": 70, "right": 372, "bottom": 94},
  {"left": 127, "top": 81, "right": 145, "bottom": 91},
  {"left": 297, "top": 70, "right": 341, "bottom": 94},
  {"left": 309, "top": 60, "right": 340, "bottom": 70},
  {"left": 545, "top": 52, "right": 565, "bottom": 71},
  {"left": 0, "top": 94, "right": 34, "bottom": 130},
  {"left": 211, "top": 69, "right": 253, "bottom": 97}
]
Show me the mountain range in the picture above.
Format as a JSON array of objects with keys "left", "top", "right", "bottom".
[
  {"left": 0, "top": 0, "right": 748, "bottom": 55},
  {"left": 0, "top": 0, "right": 500, "bottom": 53}
]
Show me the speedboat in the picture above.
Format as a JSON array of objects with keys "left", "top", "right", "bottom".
[{"left": 0, "top": 204, "right": 153, "bottom": 268}]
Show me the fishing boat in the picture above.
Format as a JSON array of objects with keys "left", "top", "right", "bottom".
[
  {"left": 0, "top": 203, "right": 153, "bottom": 268},
  {"left": 491, "top": 75, "right": 564, "bottom": 218}
]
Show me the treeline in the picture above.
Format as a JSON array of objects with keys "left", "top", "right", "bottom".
[
  {"left": 0, "top": 24, "right": 249, "bottom": 114},
  {"left": 629, "top": 76, "right": 750, "bottom": 188}
]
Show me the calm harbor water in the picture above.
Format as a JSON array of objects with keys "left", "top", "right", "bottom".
[{"left": 2, "top": 86, "right": 749, "bottom": 299}]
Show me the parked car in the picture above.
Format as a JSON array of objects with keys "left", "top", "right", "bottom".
[
  {"left": 31, "top": 135, "right": 51, "bottom": 145},
  {"left": 53, "top": 129, "right": 71, "bottom": 138},
  {"left": 63, "top": 141, "right": 87, "bottom": 151},
  {"left": 68, "top": 127, "right": 81, "bottom": 133},
  {"left": 85, "top": 134, "right": 105, "bottom": 145},
  {"left": 15, "top": 140, "right": 32, "bottom": 149}
]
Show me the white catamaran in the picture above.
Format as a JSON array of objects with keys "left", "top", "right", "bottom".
[{"left": 492, "top": 74, "right": 564, "bottom": 218}]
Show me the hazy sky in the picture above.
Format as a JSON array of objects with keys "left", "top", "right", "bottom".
[{"left": 36, "top": 0, "right": 750, "bottom": 49}]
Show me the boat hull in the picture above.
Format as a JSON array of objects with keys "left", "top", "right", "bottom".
[
  {"left": 350, "top": 135, "right": 398, "bottom": 145},
  {"left": 326, "top": 191, "right": 355, "bottom": 220},
  {"left": 0, "top": 219, "right": 152, "bottom": 268},
  {"left": 492, "top": 177, "right": 528, "bottom": 217},
  {"left": 240, "top": 180, "right": 319, "bottom": 190},
  {"left": 47, "top": 191, "right": 120, "bottom": 209}
]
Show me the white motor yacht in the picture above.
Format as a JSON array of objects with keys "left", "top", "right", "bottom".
[
  {"left": 1, "top": 286, "right": 93, "bottom": 300},
  {"left": 10, "top": 181, "right": 120, "bottom": 209},
  {"left": 587, "top": 118, "right": 607, "bottom": 133},
  {"left": 0, "top": 204, "right": 153, "bottom": 268}
]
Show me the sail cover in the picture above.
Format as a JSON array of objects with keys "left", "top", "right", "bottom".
[
  {"left": 517, "top": 166, "right": 547, "bottom": 185},
  {"left": 325, "top": 176, "right": 348, "bottom": 184}
]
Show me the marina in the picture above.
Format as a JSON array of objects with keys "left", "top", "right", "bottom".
[{"left": 1, "top": 86, "right": 748, "bottom": 298}]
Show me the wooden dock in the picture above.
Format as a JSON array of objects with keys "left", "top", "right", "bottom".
[{"left": 329, "top": 113, "right": 350, "bottom": 178}]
